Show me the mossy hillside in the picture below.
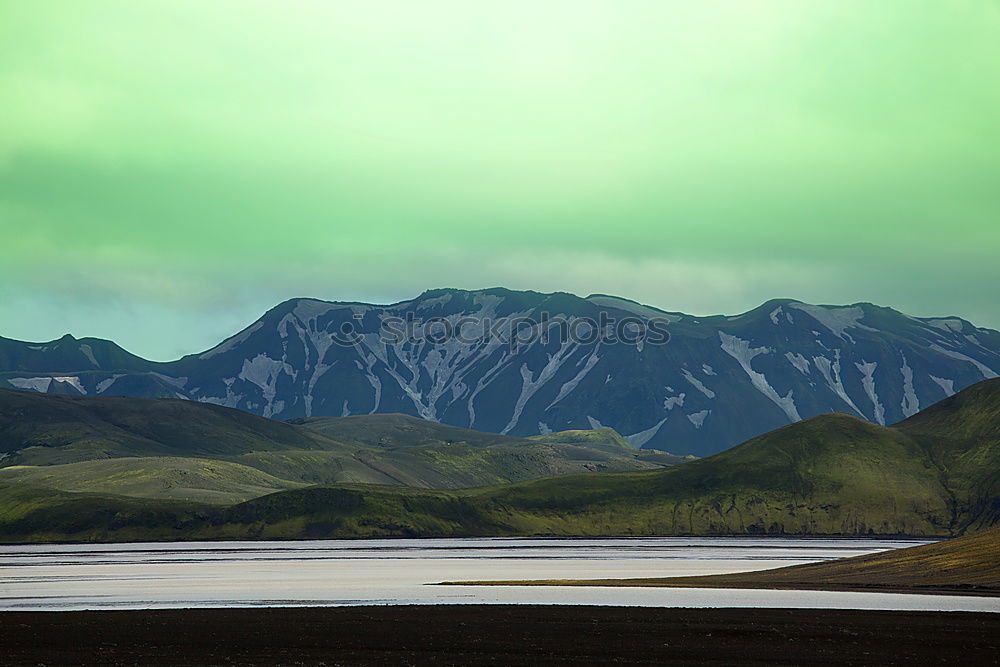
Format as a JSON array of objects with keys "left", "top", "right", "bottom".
[
  {"left": 289, "top": 413, "right": 526, "bottom": 449},
  {"left": 0, "top": 457, "right": 305, "bottom": 505},
  {"left": 0, "top": 389, "right": 333, "bottom": 464},
  {"left": 0, "top": 389, "right": 672, "bottom": 497},
  {"left": 0, "top": 484, "right": 208, "bottom": 543},
  {"left": 1, "top": 380, "right": 996, "bottom": 543},
  {"left": 894, "top": 379, "right": 1000, "bottom": 531},
  {"left": 529, "top": 428, "right": 632, "bottom": 450}
]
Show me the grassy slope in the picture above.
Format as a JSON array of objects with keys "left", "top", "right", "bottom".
[
  {"left": 0, "top": 389, "right": 333, "bottom": 464},
  {"left": 0, "top": 379, "right": 996, "bottom": 543},
  {"left": 454, "top": 527, "right": 1000, "bottom": 597},
  {"left": 894, "top": 379, "right": 1000, "bottom": 533},
  {"left": 0, "top": 484, "right": 207, "bottom": 543},
  {"left": 0, "top": 457, "right": 305, "bottom": 505},
  {"left": 290, "top": 413, "right": 528, "bottom": 449},
  {"left": 529, "top": 427, "right": 632, "bottom": 449},
  {"left": 177, "top": 380, "right": 1000, "bottom": 539},
  {"left": 279, "top": 416, "right": 669, "bottom": 487},
  {"left": 222, "top": 441, "right": 662, "bottom": 490},
  {"left": 0, "top": 390, "right": 670, "bottom": 505}
]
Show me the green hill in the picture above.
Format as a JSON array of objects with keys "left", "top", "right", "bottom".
[
  {"left": 0, "top": 389, "right": 331, "bottom": 465},
  {"left": 0, "top": 379, "right": 996, "bottom": 543},
  {"left": 0, "top": 389, "right": 675, "bottom": 503},
  {"left": 529, "top": 427, "right": 632, "bottom": 449},
  {"left": 290, "top": 413, "right": 530, "bottom": 449},
  {"left": 0, "top": 457, "right": 305, "bottom": 505}
]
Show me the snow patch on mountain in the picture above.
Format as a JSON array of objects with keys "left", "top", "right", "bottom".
[
  {"left": 900, "top": 354, "right": 920, "bottom": 417},
  {"left": 788, "top": 304, "right": 876, "bottom": 342},
  {"left": 58, "top": 376, "right": 86, "bottom": 393},
  {"left": 347, "top": 353, "right": 383, "bottom": 415},
  {"left": 9, "top": 377, "right": 54, "bottom": 392},
  {"left": 238, "top": 354, "right": 293, "bottom": 418},
  {"left": 10, "top": 375, "right": 88, "bottom": 393},
  {"left": 502, "top": 341, "right": 581, "bottom": 433},
  {"left": 682, "top": 369, "right": 715, "bottom": 398},
  {"left": 546, "top": 349, "right": 600, "bottom": 409},
  {"left": 624, "top": 417, "right": 668, "bottom": 447},
  {"left": 471, "top": 292, "right": 504, "bottom": 313},
  {"left": 785, "top": 352, "right": 810, "bottom": 375},
  {"left": 197, "top": 377, "right": 245, "bottom": 409},
  {"left": 415, "top": 293, "right": 453, "bottom": 310},
  {"left": 719, "top": 332, "right": 801, "bottom": 422},
  {"left": 925, "top": 318, "right": 965, "bottom": 333},
  {"left": 79, "top": 344, "right": 98, "bottom": 367},
  {"left": 855, "top": 361, "right": 885, "bottom": 425},
  {"left": 928, "top": 344, "right": 998, "bottom": 380},
  {"left": 663, "top": 392, "right": 685, "bottom": 410},
  {"left": 813, "top": 351, "right": 863, "bottom": 417},
  {"left": 687, "top": 410, "right": 709, "bottom": 428},
  {"left": 96, "top": 374, "right": 126, "bottom": 393},
  {"left": 929, "top": 375, "right": 955, "bottom": 397}
]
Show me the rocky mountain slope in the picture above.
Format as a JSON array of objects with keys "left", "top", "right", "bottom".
[{"left": 3, "top": 288, "right": 998, "bottom": 456}]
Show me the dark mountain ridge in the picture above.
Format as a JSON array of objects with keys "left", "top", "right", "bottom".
[{"left": 3, "top": 288, "right": 998, "bottom": 456}]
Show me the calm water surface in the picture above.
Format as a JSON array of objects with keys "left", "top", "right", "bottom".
[{"left": 2, "top": 537, "right": 997, "bottom": 612}]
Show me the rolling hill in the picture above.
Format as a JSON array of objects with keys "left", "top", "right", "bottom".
[
  {"left": 0, "top": 389, "right": 677, "bottom": 502},
  {"left": 0, "top": 457, "right": 306, "bottom": 505},
  {"left": 0, "top": 378, "right": 996, "bottom": 542}
]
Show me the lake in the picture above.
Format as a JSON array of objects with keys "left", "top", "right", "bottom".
[{"left": 2, "top": 537, "right": 997, "bottom": 612}]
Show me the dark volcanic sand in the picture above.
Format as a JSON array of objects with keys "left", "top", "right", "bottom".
[{"left": 3, "top": 605, "right": 998, "bottom": 666}]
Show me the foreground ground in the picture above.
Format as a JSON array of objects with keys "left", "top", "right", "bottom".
[{"left": 2, "top": 605, "right": 998, "bottom": 666}]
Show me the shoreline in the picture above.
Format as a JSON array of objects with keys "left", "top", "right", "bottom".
[
  {"left": 3, "top": 605, "right": 999, "bottom": 666},
  {"left": 439, "top": 580, "right": 1000, "bottom": 598},
  {"left": 443, "top": 528, "right": 1000, "bottom": 599},
  {"left": 0, "top": 533, "right": 942, "bottom": 546}
]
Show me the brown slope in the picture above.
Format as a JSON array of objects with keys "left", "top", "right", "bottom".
[{"left": 450, "top": 527, "right": 1000, "bottom": 596}]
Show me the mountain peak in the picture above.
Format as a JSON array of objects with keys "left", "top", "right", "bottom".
[{"left": 5, "top": 288, "right": 999, "bottom": 458}]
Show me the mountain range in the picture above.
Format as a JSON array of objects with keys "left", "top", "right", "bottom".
[
  {"left": 1, "top": 377, "right": 996, "bottom": 542},
  {"left": 3, "top": 288, "right": 999, "bottom": 456}
]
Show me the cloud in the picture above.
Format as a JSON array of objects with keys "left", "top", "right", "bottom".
[{"left": 1, "top": 1, "right": 999, "bottom": 356}]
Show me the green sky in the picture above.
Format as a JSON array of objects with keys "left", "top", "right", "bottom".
[{"left": 1, "top": 1, "right": 998, "bottom": 360}]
